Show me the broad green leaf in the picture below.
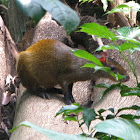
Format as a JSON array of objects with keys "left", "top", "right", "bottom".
[
  {"left": 79, "top": 0, "right": 93, "bottom": 3},
  {"left": 109, "top": 71, "right": 127, "bottom": 82},
  {"left": 10, "top": 121, "right": 95, "bottom": 140},
  {"left": 95, "top": 45, "right": 119, "bottom": 51},
  {"left": 116, "top": 26, "right": 131, "bottom": 37},
  {"left": 82, "top": 63, "right": 96, "bottom": 69},
  {"left": 98, "top": 109, "right": 106, "bottom": 115},
  {"left": 120, "top": 85, "right": 140, "bottom": 96},
  {"left": 79, "top": 23, "right": 117, "bottom": 40},
  {"left": 94, "top": 132, "right": 121, "bottom": 139},
  {"left": 82, "top": 108, "right": 97, "bottom": 129},
  {"left": 56, "top": 104, "right": 84, "bottom": 117},
  {"left": 135, "top": 119, "right": 140, "bottom": 125},
  {"left": 128, "top": 27, "right": 140, "bottom": 38},
  {"left": 16, "top": 0, "right": 80, "bottom": 34},
  {"left": 117, "top": 26, "right": 140, "bottom": 39},
  {"left": 16, "top": 0, "right": 46, "bottom": 21},
  {"left": 136, "top": 109, "right": 140, "bottom": 115},
  {"left": 117, "top": 105, "right": 140, "bottom": 114},
  {"left": 101, "top": 0, "right": 108, "bottom": 11},
  {"left": 64, "top": 116, "right": 77, "bottom": 121},
  {"left": 41, "top": 0, "right": 80, "bottom": 34},
  {"left": 106, "top": 4, "right": 129, "bottom": 14},
  {"left": 98, "top": 83, "right": 121, "bottom": 101},
  {"left": 116, "top": 36, "right": 140, "bottom": 44},
  {"left": 94, "top": 83, "right": 111, "bottom": 88},
  {"left": 120, "top": 42, "right": 140, "bottom": 52},
  {"left": 115, "top": 72, "right": 125, "bottom": 81},
  {"left": 119, "top": 114, "right": 140, "bottom": 120},
  {"left": 94, "top": 118, "right": 140, "bottom": 140},
  {"left": 82, "top": 64, "right": 111, "bottom": 73},
  {"left": 108, "top": 108, "right": 114, "bottom": 113},
  {"left": 94, "top": 66, "right": 111, "bottom": 73},
  {"left": 106, "top": 2, "right": 140, "bottom": 15},
  {"left": 73, "top": 50, "right": 103, "bottom": 66},
  {"left": 120, "top": 90, "right": 140, "bottom": 97},
  {"left": 125, "top": 1, "right": 140, "bottom": 10},
  {"left": 106, "top": 114, "right": 115, "bottom": 119}
]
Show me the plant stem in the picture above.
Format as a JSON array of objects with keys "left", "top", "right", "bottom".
[
  {"left": 120, "top": 52, "right": 139, "bottom": 84},
  {"left": 76, "top": 114, "right": 85, "bottom": 134},
  {"left": 112, "top": 40, "right": 138, "bottom": 84}
]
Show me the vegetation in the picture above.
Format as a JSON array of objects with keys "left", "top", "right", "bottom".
[{"left": 10, "top": 0, "right": 140, "bottom": 139}]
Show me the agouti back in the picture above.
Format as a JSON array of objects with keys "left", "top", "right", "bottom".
[{"left": 17, "top": 39, "right": 129, "bottom": 104}]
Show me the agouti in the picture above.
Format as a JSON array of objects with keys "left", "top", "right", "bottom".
[{"left": 17, "top": 39, "right": 129, "bottom": 104}]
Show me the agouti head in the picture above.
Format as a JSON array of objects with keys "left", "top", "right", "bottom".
[
  {"left": 17, "top": 39, "right": 129, "bottom": 104},
  {"left": 95, "top": 51, "right": 130, "bottom": 82}
]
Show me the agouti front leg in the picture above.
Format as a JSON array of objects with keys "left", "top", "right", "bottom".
[{"left": 62, "top": 83, "right": 75, "bottom": 105}]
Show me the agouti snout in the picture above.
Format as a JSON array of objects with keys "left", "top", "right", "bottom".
[{"left": 17, "top": 39, "right": 129, "bottom": 104}]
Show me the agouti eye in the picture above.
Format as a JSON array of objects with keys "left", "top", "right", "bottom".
[{"left": 111, "top": 66, "right": 115, "bottom": 71}]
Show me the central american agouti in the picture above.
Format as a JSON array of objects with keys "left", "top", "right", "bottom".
[{"left": 16, "top": 39, "right": 129, "bottom": 104}]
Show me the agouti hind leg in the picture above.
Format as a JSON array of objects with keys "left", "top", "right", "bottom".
[
  {"left": 29, "top": 87, "right": 63, "bottom": 99},
  {"left": 28, "top": 88, "right": 50, "bottom": 99}
]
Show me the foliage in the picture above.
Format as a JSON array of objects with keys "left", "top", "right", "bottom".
[
  {"left": 71, "top": 3, "right": 140, "bottom": 139},
  {"left": 94, "top": 118, "right": 140, "bottom": 140},
  {"left": 0, "top": 0, "right": 8, "bottom": 7},
  {"left": 74, "top": 23, "right": 140, "bottom": 97},
  {"left": 10, "top": 121, "right": 96, "bottom": 140},
  {"left": 10, "top": 103, "right": 140, "bottom": 139},
  {"left": 55, "top": 103, "right": 140, "bottom": 139},
  {"left": 15, "top": 0, "right": 80, "bottom": 34}
]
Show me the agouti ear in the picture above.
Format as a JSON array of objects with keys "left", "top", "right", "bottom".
[{"left": 98, "top": 52, "right": 108, "bottom": 64}]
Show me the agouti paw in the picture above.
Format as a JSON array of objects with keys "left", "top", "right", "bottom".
[{"left": 41, "top": 92, "right": 50, "bottom": 99}]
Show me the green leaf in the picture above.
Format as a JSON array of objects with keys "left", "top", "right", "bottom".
[
  {"left": 94, "top": 66, "right": 111, "bottom": 73},
  {"left": 98, "top": 83, "right": 121, "bottom": 101},
  {"left": 106, "top": 114, "right": 115, "bottom": 119},
  {"left": 82, "top": 108, "right": 97, "bottom": 129},
  {"left": 108, "top": 108, "right": 114, "bottom": 113},
  {"left": 117, "top": 36, "right": 140, "bottom": 44},
  {"left": 64, "top": 116, "right": 77, "bottom": 121},
  {"left": 79, "top": 23, "right": 117, "bottom": 40},
  {"left": 16, "top": 0, "right": 80, "bottom": 34},
  {"left": 106, "top": 4, "right": 129, "bottom": 14},
  {"left": 95, "top": 45, "right": 119, "bottom": 51},
  {"left": 119, "top": 114, "right": 140, "bottom": 120},
  {"left": 120, "top": 85, "right": 140, "bottom": 97},
  {"left": 128, "top": 27, "right": 140, "bottom": 38},
  {"left": 16, "top": 0, "right": 46, "bottom": 21},
  {"left": 98, "top": 116, "right": 104, "bottom": 121},
  {"left": 82, "top": 63, "right": 96, "bottom": 69},
  {"left": 116, "top": 26, "right": 131, "bottom": 37},
  {"left": 10, "top": 121, "right": 95, "bottom": 140},
  {"left": 120, "top": 42, "right": 140, "bottom": 52},
  {"left": 56, "top": 104, "right": 84, "bottom": 117},
  {"left": 120, "top": 90, "right": 140, "bottom": 97},
  {"left": 95, "top": 132, "right": 121, "bottom": 139},
  {"left": 73, "top": 50, "right": 103, "bottom": 66},
  {"left": 82, "top": 63, "right": 111, "bottom": 73},
  {"left": 94, "top": 84, "right": 111, "bottom": 88},
  {"left": 117, "top": 105, "right": 140, "bottom": 114},
  {"left": 94, "top": 118, "right": 140, "bottom": 140},
  {"left": 98, "top": 109, "right": 106, "bottom": 115},
  {"left": 117, "top": 26, "right": 140, "bottom": 39},
  {"left": 79, "top": 0, "right": 93, "bottom": 3}
]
